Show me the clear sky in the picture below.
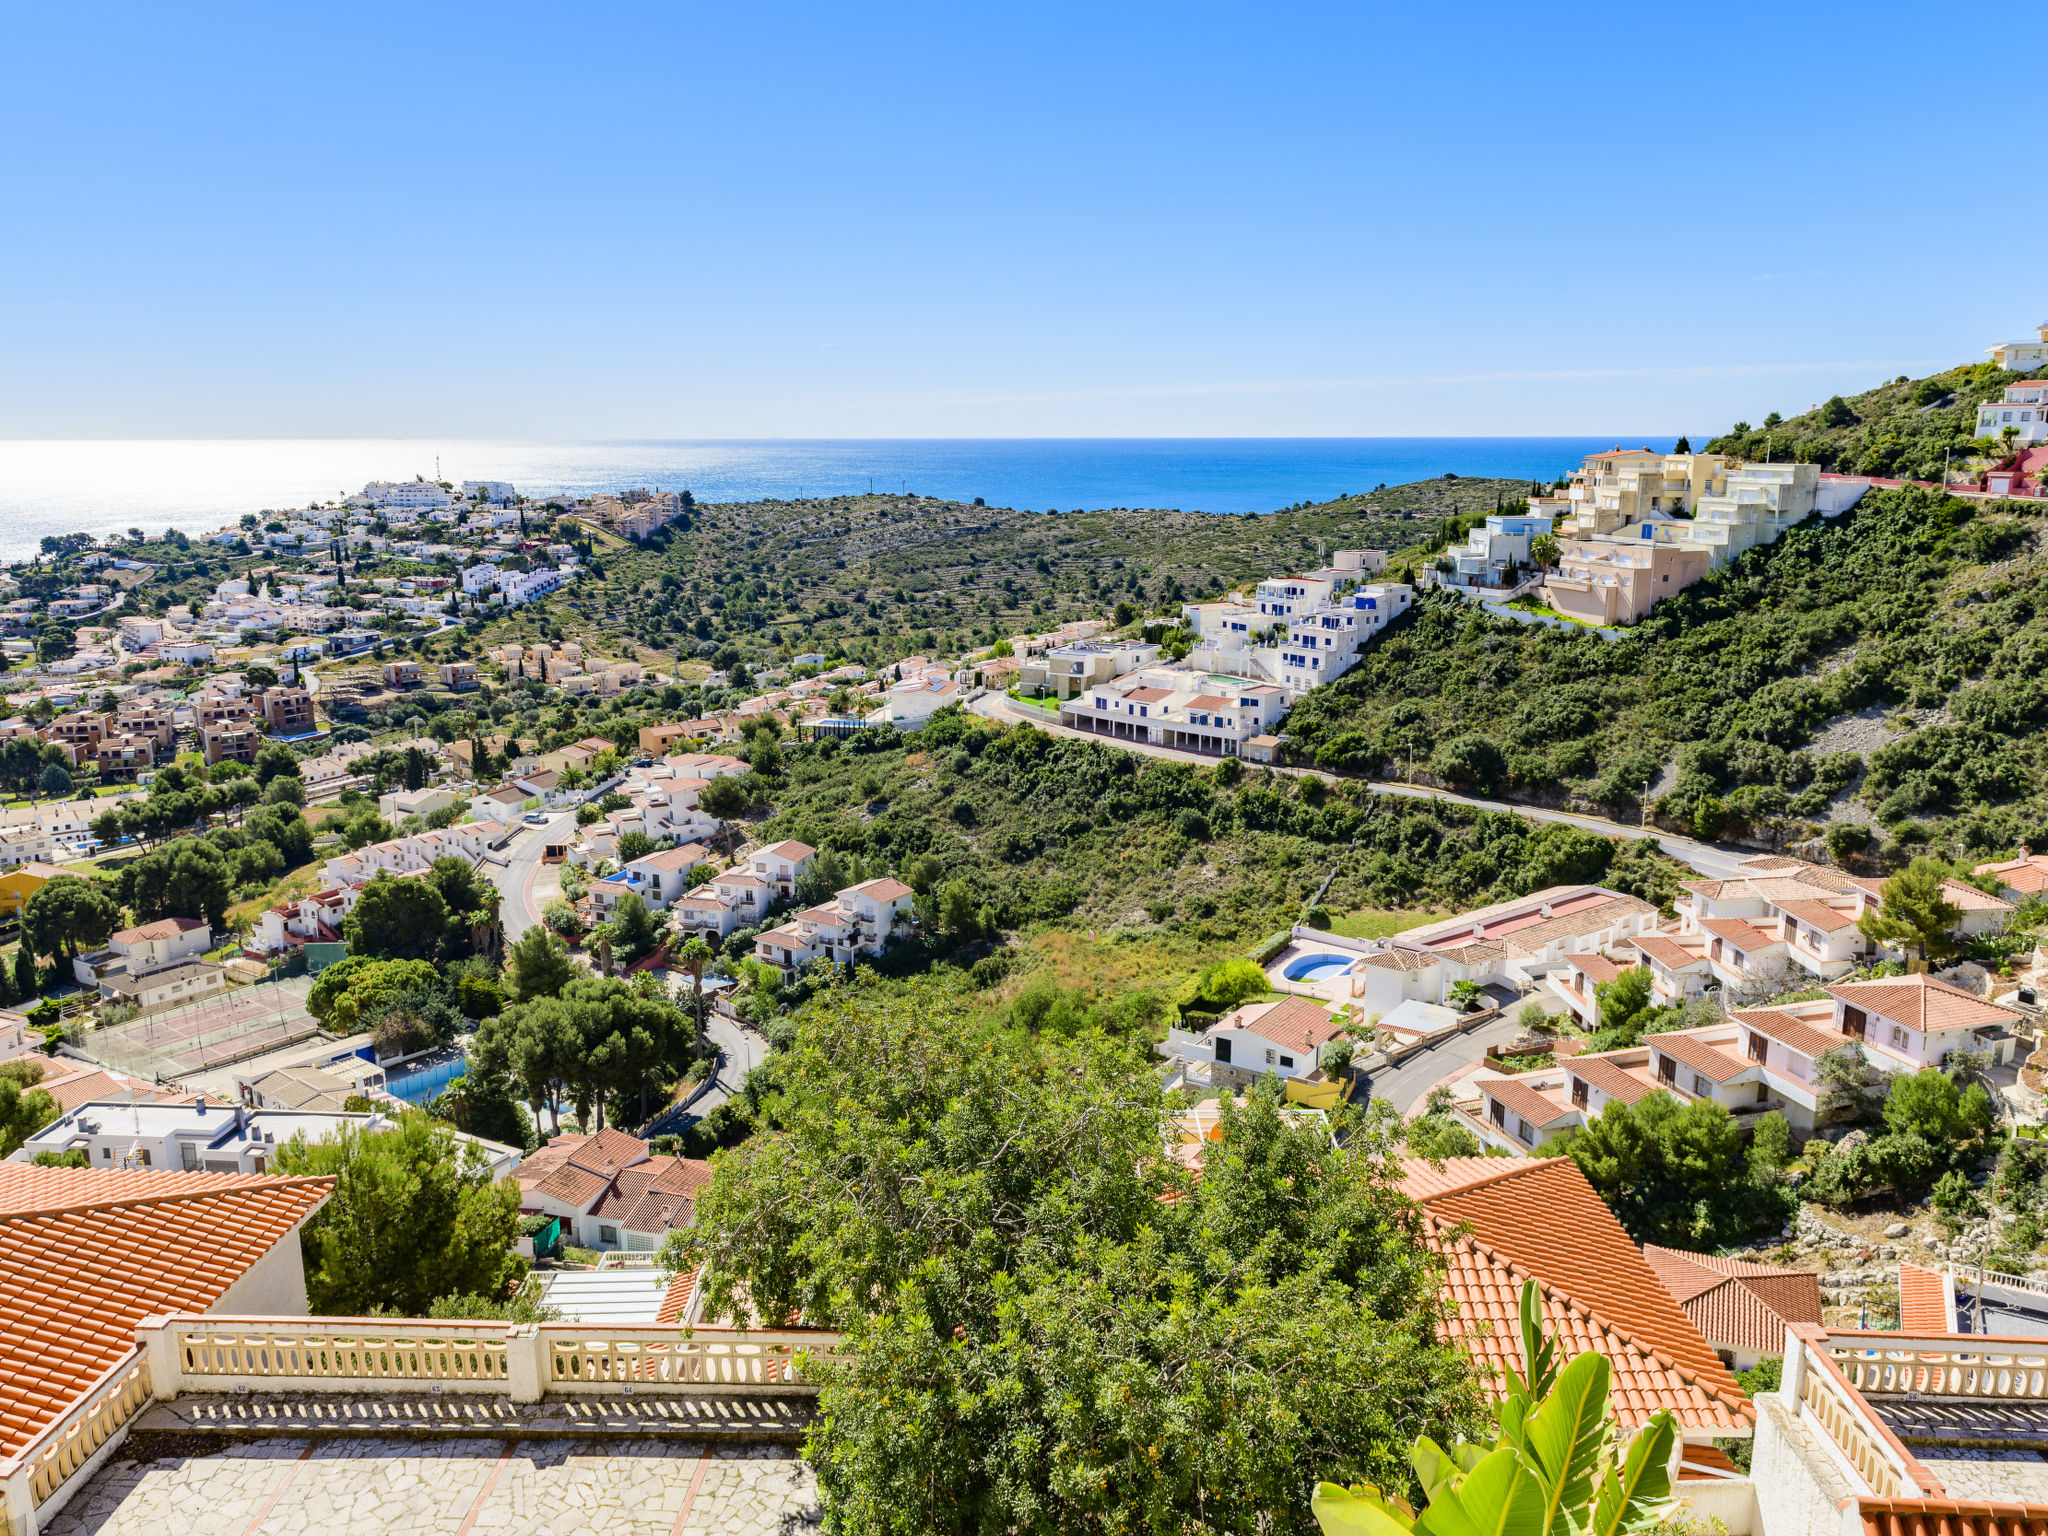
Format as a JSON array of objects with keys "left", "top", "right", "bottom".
[{"left": 2, "top": 1, "right": 2027, "bottom": 441}]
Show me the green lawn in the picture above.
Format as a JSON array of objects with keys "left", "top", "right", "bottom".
[
  {"left": 1325, "top": 908, "right": 1437, "bottom": 940},
  {"left": 1005, "top": 689, "right": 1062, "bottom": 716}
]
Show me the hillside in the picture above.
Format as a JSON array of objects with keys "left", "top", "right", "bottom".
[
  {"left": 1704, "top": 360, "right": 2044, "bottom": 481},
  {"left": 1283, "top": 485, "right": 2048, "bottom": 866},
  {"left": 533, "top": 476, "right": 1534, "bottom": 672}
]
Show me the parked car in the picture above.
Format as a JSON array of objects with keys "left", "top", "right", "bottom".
[{"left": 523, "top": 811, "right": 548, "bottom": 824}]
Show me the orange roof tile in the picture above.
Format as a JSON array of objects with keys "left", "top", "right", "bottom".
[
  {"left": 1480, "top": 1075, "right": 1575, "bottom": 1128},
  {"left": 1898, "top": 1262, "right": 1952, "bottom": 1335},
  {"left": 1648, "top": 1031, "right": 1754, "bottom": 1084},
  {"left": 0, "top": 1167, "right": 331, "bottom": 1458},
  {"left": 1858, "top": 1498, "right": 2048, "bottom": 1536},
  {"left": 1827, "top": 975, "right": 2021, "bottom": 1034},
  {"left": 1230, "top": 995, "right": 1349, "bottom": 1052},
  {"left": 1400, "top": 1158, "right": 1751, "bottom": 1431},
  {"left": 1700, "top": 916, "right": 1783, "bottom": 953},
  {"left": 1569, "top": 1055, "right": 1661, "bottom": 1106},
  {"left": 1734, "top": 1005, "right": 1848, "bottom": 1060},
  {"left": 1640, "top": 1245, "right": 1822, "bottom": 1357},
  {"left": 1629, "top": 933, "right": 1708, "bottom": 971}
]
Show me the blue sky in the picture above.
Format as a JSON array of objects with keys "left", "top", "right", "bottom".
[{"left": 1, "top": 1, "right": 2025, "bottom": 439}]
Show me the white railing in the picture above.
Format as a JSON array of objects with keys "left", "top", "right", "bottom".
[
  {"left": 1824, "top": 1330, "right": 2048, "bottom": 1400},
  {"left": 139, "top": 1314, "right": 849, "bottom": 1403},
  {"left": 547, "top": 1328, "right": 847, "bottom": 1391},
  {"left": 0, "top": 1350, "right": 154, "bottom": 1521},
  {"left": 1794, "top": 1341, "right": 1917, "bottom": 1497},
  {"left": 1948, "top": 1263, "right": 2048, "bottom": 1300}
]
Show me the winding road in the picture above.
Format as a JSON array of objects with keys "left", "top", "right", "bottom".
[
  {"left": 490, "top": 810, "right": 577, "bottom": 940},
  {"left": 967, "top": 691, "right": 1755, "bottom": 881}
]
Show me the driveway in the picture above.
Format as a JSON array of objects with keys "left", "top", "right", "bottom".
[
  {"left": 1357, "top": 1015, "right": 1525, "bottom": 1115},
  {"left": 967, "top": 693, "right": 1754, "bottom": 880}
]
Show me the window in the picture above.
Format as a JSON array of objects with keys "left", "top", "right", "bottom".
[
  {"left": 1692, "top": 1073, "right": 1712, "bottom": 1098},
  {"left": 1756, "top": 1082, "right": 1769, "bottom": 1105},
  {"left": 600, "top": 1225, "right": 619, "bottom": 1246},
  {"left": 1747, "top": 1032, "right": 1768, "bottom": 1064},
  {"left": 101, "top": 1146, "right": 113, "bottom": 1160},
  {"left": 1842, "top": 1006, "right": 1867, "bottom": 1039},
  {"left": 1278, "top": 1054, "right": 1295, "bottom": 1069},
  {"left": 1214, "top": 1038, "right": 1232, "bottom": 1064},
  {"left": 1490, "top": 1099, "right": 1506, "bottom": 1126},
  {"left": 137, "top": 1148, "right": 151, "bottom": 1167},
  {"left": 1889, "top": 1025, "right": 1908, "bottom": 1050}
]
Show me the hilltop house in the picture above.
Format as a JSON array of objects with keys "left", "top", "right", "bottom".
[
  {"left": 514, "top": 1126, "right": 711, "bottom": 1252},
  {"left": 1156, "top": 994, "right": 1351, "bottom": 1091},
  {"left": 752, "top": 876, "right": 916, "bottom": 979}
]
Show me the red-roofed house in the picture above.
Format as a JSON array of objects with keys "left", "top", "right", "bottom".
[
  {"left": 1641, "top": 1245, "right": 1823, "bottom": 1371},
  {"left": 1173, "top": 994, "right": 1352, "bottom": 1089},
  {"left": 0, "top": 1166, "right": 332, "bottom": 1527},
  {"left": 746, "top": 840, "right": 816, "bottom": 898},
  {"left": 515, "top": 1127, "right": 714, "bottom": 1252},
  {"left": 1400, "top": 1156, "right": 1753, "bottom": 1434}
]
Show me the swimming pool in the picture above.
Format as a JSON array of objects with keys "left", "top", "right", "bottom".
[
  {"left": 386, "top": 1054, "right": 468, "bottom": 1105},
  {"left": 1282, "top": 954, "right": 1355, "bottom": 983}
]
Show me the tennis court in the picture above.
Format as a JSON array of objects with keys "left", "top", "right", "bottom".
[{"left": 83, "top": 974, "right": 326, "bottom": 1083}]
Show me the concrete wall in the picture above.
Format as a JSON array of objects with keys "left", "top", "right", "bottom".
[
  {"left": 213, "top": 1226, "right": 313, "bottom": 1317},
  {"left": 1751, "top": 1391, "right": 1857, "bottom": 1536}
]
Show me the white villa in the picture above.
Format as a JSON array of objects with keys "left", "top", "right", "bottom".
[{"left": 752, "top": 875, "right": 916, "bottom": 979}]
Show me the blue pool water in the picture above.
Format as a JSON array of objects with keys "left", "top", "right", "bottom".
[
  {"left": 386, "top": 1054, "right": 467, "bottom": 1105},
  {"left": 1283, "top": 955, "right": 1355, "bottom": 983}
]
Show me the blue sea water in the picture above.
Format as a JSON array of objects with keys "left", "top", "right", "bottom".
[{"left": 0, "top": 436, "right": 1694, "bottom": 561}]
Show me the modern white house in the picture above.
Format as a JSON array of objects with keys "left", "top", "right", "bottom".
[
  {"left": 1058, "top": 669, "right": 1290, "bottom": 756},
  {"left": 1156, "top": 994, "right": 1351, "bottom": 1091},
  {"left": 1974, "top": 380, "right": 2048, "bottom": 446},
  {"left": 747, "top": 840, "right": 816, "bottom": 899},
  {"left": 751, "top": 875, "right": 915, "bottom": 979},
  {"left": 72, "top": 916, "right": 214, "bottom": 992},
  {"left": 11, "top": 1097, "right": 523, "bottom": 1180}
]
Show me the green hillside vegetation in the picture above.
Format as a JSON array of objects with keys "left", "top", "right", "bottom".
[
  {"left": 1283, "top": 484, "right": 2048, "bottom": 863},
  {"left": 536, "top": 476, "right": 1535, "bottom": 674},
  {"left": 1705, "top": 361, "right": 2045, "bottom": 482}
]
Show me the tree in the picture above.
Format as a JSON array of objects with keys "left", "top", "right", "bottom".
[
  {"left": 263, "top": 774, "right": 306, "bottom": 806},
  {"left": 274, "top": 1113, "right": 523, "bottom": 1316},
  {"left": 306, "top": 956, "right": 441, "bottom": 1032},
  {"left": 22, "top": 875, "right": 122, "bottom": 962},
  {"left": 505, "top": 923, "right": 577, "bottom": 1003},
  {"left": 1313, "top": 1280, "right": 1678, "bottom": 1536},
  {"left": 118, "top": 839, "right": 235, "bottom": 930},
  {"left": 676, "top": 935, "right": 714, "bottom": 1040},
  {"left": 490, "top": 974, "right": 691, "bottom": 1129},
  {"left": 343, "top": 872, "right": 453, "bottom": 962},
  {"left": 1591, "top": 966, "right": 1656, "bottom": 1045},
  {"left": 1884, "top": 1067, "right": 1992, "bottom": 1148},
  {"left": 1194, "top": 957, "right": 1269, "bottom": 1010},
  {"left": 13, "top": 948, "right": 37, "bottom": 1000},
  {"left": 1550, "top": 1092, "right": 1789, "bottom": 1249},
  {"left": 699, "top": 776, "right": 748, "bottom": 819},
  {"left": 0, "top": 1062, "right": 58, "bottom": 1157},
  {"left": 664, "top": 989, "right": 1481, "bottom": 1535},
  {"left": 1405, "top": 1085, "right": 1482, "bottom": 1159},
  {"left": 1858, "top": 857, "right": 1964, "bottom": 963},
  {"left": 1815, "top": 1042, "right": 1884, "bottom": 1126},
  {"left": 1528, "top": 532, "right": 1561, "bottom": 569},
  {"left": 38, "top": 763, "right": 72, "bottom": 800},
  {"left": 612, "top": 892, "right": 660, "bottom": 963},
  {"left": 616, "top": 829, "right": 657, "bottom": 864},
  {"left": 253, "top": 743, "right": 300, "bottom": 787}
]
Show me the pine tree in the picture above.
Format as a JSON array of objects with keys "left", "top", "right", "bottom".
[
  {"left": 14, "top": 947, "right": 37, "bottom": 1000},
  {"left": 1674, "top": 435, "right": 1692, "bottom": 454}
]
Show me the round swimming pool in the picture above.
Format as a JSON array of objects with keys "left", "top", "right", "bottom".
[{"left": 1283, "top": 954, "right": 1355, "bottom": 983}]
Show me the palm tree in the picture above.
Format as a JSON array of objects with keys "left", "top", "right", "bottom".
[
  {"left": 1528, "top": 532, "right": 1561, "bottom": 570},
  {"left": 677, "top": 935, "right": 713, "bottom": 1045}
]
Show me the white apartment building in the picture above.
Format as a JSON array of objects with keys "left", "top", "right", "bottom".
[
  {"left": 1988, "top": 321, "right": 2048, "bottom": 371},
  {"left": 753, "top": 876, "right": 915, "bottom": 979},
  {"left": 1976, "top": 380, "right": 2048, "bottom": 445},
  {"left": 500, "top": 567, "right": 567, "bottom": 606},
  {"left": 1058, "top": 669, "right": 1289, "bottom": 756},
  {"left": 673, "top": 867, "right": 774, "bottom": 940},
  {"left": 358, "top": 480, "right": 450, "bottom": 510},
  {"left": 319, "top": 823, "right": 494, "bottom": 888},
  {"left": 1446, "top": 513, "right": 1554, "bottom": 590},
  {"left": 461, "top": 480, "right": 517, "bottom": 503},
  {"left": 1277, "top": 584, "right": 1415, "bottom": 687},
  {"left": 461, "top": 562, "right": 501, "bottom": 595}
]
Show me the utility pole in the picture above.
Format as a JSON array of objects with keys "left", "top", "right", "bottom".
[{"left": 1643, "top": 780, "right": 1652, "bottom": 829}]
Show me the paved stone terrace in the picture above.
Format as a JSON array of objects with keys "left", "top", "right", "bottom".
[{"left": 43, "top": 1437, "right": 820, "bottom": 1536}]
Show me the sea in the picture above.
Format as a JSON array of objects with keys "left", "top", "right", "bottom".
[{"left": 0, "top": 437, "right": 1693, "bottom": 562}]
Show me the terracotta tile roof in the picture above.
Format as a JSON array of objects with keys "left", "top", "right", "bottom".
[
  {"left": 1734, "top": 1006, "right": 1847, "bottom": 1060},
  {"left": 1857, "top": 1498, "right": 2048, "bottom": 1536},
  {"left": 632, "top": 842, "right": 711, "bottom": 871},
  {"left": 1829, "top": 975, "right": 2023, "bottom": 1034},
  {"left": 1569, "top": 1055, "right": 1661, "bottom": 1106},
  {"left": 1399, "top": 1158, "right": 1752, "bottom": 1430},
  {"left": 111, "top": 917, "right": 207, "bottom": 945},
  {"left": 1648, "top": 1031, "right": 1754, "bottom": 1084},
  {"left": 1363, "top": 947, "right": 1432, "bottom": 972},
  {"left": 1629, "top": 933, "right": 1708, "bottom": 971},
  {"left": 1942, "top": 879, "right": 2014, "bottom": 913},
  {"left": 846, "top": 876, "right": 913, "bottom": 901},
  {"left": 0, "top": 1167, "right": 331, "bottom": 1458},
  {"left": 657, "top": 1265, "right": 700, "bottom": 1326},
  {"left": 1480, "top": 1075, "right": 1575, "bottom": 1128},
  {"left": 1568, "top": 953, "right": 1634, "bottom": 986},
  {"left": 1435, "top": 940, "right": 1505, "bottom": 967},
  {"left": 1898, "top": 1262, "right": 1951, "bottom": 1334},
  {"left": 615, "top": 1157, "right": 715, "bottom": 1236},
  {"left": 1977, "top": 854, "right": 2048, "bottom": 895},
  {"left": 1775, "top": 898, "right": 1862, "bottom": 933},
  {"left": 1640, "top": 1245, "right": 1822, "bottom": 1356},
  {"left": 1122, "top": 687, "right": 1171, "bottom": 702},
  {"left": 1230, "top": 995, "right": 1349, "bottom": 1052},
  {"left": 757, "top": 840, "right": 815, "bottom": 861},
  {"left": 1494, "top": 895, "right": 1656, "bottom": 956},
  {"left": 1700, "top": 916, "right": 1782, "bottom": 952}
]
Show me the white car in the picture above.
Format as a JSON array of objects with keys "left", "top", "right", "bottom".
[{"left": 523, "top": 811, "right": 548, "bottom": 825}]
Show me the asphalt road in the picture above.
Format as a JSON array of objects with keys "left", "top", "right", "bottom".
[
  {"left": 1357, "top": 1016, "right": 1525, "bottom": 1116},
  {"left": 490, "top": 810, "right": 577, "bottom": 940},
  {"left": 967, "top": 692, "right": 1754, "bottom": 881}
]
